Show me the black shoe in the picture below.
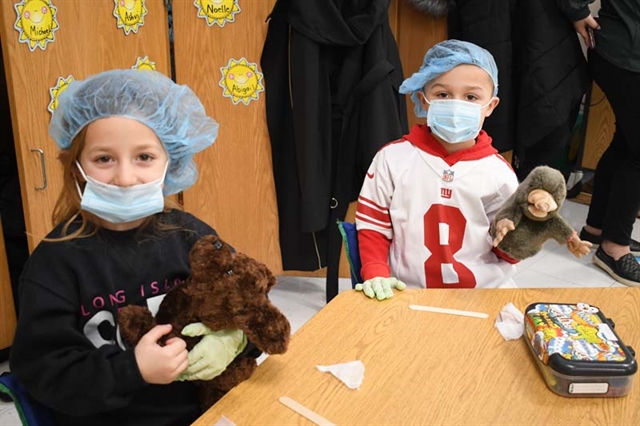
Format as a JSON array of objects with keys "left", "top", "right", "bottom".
[
  {"left": 580, "top": 227, "right": 640, "bottom": 255},
  {"left": 593, "top": 247, "right": 640, "bottom": 287}
]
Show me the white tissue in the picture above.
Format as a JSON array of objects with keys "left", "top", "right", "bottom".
[
  {"left": 213, "top": 415, "right": 236, "bottom": 426},
  {"left": 494, "top": 302, "right": 524, "bottom": 340},
  {"left": 316, "top": 360, "right": 365, "bottom": 390}
]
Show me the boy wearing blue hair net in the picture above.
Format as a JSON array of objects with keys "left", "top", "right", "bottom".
[
  {"left": 10, "top": 69, "right": 241, "bottom": 424},
  {"left": 355, "top": 40, "right": 520, "bottom": 300}
]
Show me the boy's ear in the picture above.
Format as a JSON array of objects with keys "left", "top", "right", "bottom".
[
  {"left": 484, "top": 97, "right": 500, "bottom": 117},
  {"left": 418, "top": 91, "right": 429, "bottom": 111}
]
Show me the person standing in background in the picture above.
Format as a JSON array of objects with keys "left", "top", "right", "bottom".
[{"left": 560, "top": 0, "right": 640, "bottom": 286}]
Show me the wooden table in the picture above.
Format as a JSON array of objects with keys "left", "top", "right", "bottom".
[{"left": 193, "top": 288, "right": 640, "bottom": 425}]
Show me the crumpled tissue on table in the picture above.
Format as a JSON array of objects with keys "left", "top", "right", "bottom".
[
  {"left": 316, "top": 360, "right": 365, "bottom": 390},
  {"left": 494, "top": 302, "right": 524, "bottom": 340},
  {"left": 213, "top": 415, "right": 235, "bottom": 426}
]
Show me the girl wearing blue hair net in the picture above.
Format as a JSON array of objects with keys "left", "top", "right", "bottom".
[
  {"left": 355, "top": 40, "right": 521, "bottom": 300},
  {"left": 9, "top": 69, "right": 243, "bottom": 425}
]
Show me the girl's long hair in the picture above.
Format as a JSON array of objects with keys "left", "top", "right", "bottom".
[{"left": 46, "top": 127, "right": 183, "bottom": 242}]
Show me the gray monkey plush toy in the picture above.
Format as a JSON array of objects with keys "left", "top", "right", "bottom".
[{"left": 491, "top": 166, "right": 592, "bottom": 260}]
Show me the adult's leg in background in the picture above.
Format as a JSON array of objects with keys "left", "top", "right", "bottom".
[{"left": 586, "top": 50, "right": 640, "bottom": 246}]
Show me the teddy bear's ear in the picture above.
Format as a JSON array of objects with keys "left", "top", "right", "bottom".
[
  {"left": 189, "top": 235, "right": 235, "bottom": 280},
  {"left": 265, "top": 270, "right": 278, "bottom": 291},
  {"left": 254, "top": 262, "right": 278, "bottom": 293}
]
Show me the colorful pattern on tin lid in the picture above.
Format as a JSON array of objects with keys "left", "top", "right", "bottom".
[{"left": 525, "top": 303, "right": 627, "bottom": 364}]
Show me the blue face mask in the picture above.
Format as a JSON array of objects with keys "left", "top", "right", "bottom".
[
  {"left": 423, "top": 95, "right": 492, "bottom": 144},
  {"left": 75, "top": 161, "right": 168, "bottom": 224}
]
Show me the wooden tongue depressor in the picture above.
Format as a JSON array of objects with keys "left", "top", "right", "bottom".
[
  {"left": 409, "top": 304, "right": 489, "bottom": 319},
  {"left": 279, "top": 396, "right": 336, "bottom": 426}
]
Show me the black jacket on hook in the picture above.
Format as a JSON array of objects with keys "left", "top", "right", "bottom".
[
  {"left": 445, "top": 0, "right": 589, "bottom": 170},
  {"left": 261, "top": 0, "right": 408, "bottom": 271}
]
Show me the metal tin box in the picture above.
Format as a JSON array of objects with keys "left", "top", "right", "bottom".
[{"left": 524, "top": 302, "right": 637, "bottom": 397}]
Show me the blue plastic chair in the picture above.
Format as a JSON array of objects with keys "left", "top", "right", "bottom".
[
  {"left": 337, "top": 221, "right": 363, "bottom": 288},
  {"left": 0, "top": 372, "right": 54, "bottom": 426}
]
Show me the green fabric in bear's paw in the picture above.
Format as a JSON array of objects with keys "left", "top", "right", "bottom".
[{"left": 176, "top": 323, "right": 247, "bottom": 382}]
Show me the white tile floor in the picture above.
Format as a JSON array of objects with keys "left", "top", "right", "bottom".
[{"left": 1, "top": 200, "right": 638, "bottom": 425}]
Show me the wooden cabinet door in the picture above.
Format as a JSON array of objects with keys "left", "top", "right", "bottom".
[
  {"left": 172, "top": 0, "right": 281, "bottom": 271},
  {"left": 582, "top": 82, "right": 614, "bottom": 171},
  {"left": 172, "top": 0, "right": 446, "bottom": 276},
  {"left": 0, "top": 0, "right": 170, "bottom": 252},
  {"left": 395, "top": 0, "right": 447, "bottom": 129}
]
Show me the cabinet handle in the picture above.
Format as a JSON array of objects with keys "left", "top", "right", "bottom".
[{"left": 30, "top": 148, "right": 47, "bottom": 190}]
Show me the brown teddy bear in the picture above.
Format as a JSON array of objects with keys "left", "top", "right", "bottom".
[
  {"left": 491, "top": 165, "right": 592, "bottom": 260},
  {"left": 118, "top": 234, "right": 291, "bottom": 410}
]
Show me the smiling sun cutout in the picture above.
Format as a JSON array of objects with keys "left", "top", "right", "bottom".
[
  {"left": 48, "top": 75, "right": 74, "bottom": 114},
  {"left": 14, "top": 0, "right": 59, "bottom": 51},
  {"left": 113, "top": 0, "right": 148, "bottom": 35},
  {"left": 132, "top": 56, "right": 156, "bottom": 71},
  {"left": 219, "top": 58, "right": 264, "bottom": 105},
  {"left": 194, "top": 0, "right": 240, "bottom": 27}
]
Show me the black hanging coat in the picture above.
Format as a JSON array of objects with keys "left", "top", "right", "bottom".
[
  {"left": 445, "top": 0, "right": 590, "bottom": 163},
  {"left": 261, "top": 0, "right": 408, "bottom": 271}
]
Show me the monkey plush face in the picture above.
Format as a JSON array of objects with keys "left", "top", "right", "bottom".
[
  {"left": 525, "top": 188, "right": 558, "bottom": 220},
  {"left": 517, "top": 166, "right": 566, "bottom": 222},
  {"left": 491, "top": 166, "right": 591, "bottom": 260}
]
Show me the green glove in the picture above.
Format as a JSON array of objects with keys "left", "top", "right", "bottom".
[
  {"left": 176, "top": 323, "right": 247, "bottom": 382},
  {"left": 355, "top": 277, "right": 406, "bottom": 301}
]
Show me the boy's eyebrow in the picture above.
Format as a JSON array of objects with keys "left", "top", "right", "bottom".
[
  {"left": 463, "top": 85, "right": 487, "bottom": 92},
  {"left": 428, "top": 82, "right": 487, "bottom": 92},
  {"left": 428, "top": 83, "right": 448, "bottom": 90}
]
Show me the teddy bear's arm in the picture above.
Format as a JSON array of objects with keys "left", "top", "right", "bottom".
[
  {"left": 237, "top": 302, "right": 291, "bottom": 355},
  {"left": 118, "top": 305, "right": 156, "bottom": 346}
]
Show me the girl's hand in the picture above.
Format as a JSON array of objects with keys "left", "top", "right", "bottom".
[
  {"left": 134, "top": 324, "right": 189, "bottom": 384},
  {"left": 573, "top": 14, "right": 600, "bottom": 48}
]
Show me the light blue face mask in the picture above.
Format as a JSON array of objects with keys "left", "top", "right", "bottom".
[
  {"left": 423, "top": 95, "right": 492, "bottom": 144},
  {"left": 75, "top": 161, "right": 168, "bottom": 224}
]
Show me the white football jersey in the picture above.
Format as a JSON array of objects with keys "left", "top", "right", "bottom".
[{"left": 356, "top": 136, "right": 519, "bottom": 289}]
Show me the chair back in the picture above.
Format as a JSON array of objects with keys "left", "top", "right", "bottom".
[
  {"left": 0, "top": 372, "right": 55, "bottom": 426},
  {"left": 337, "top": 221, "right": 363, "bottom": 288}
]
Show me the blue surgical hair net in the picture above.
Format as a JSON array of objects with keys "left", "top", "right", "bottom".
[
  {"left": 399, "top": 39, "right": 499, "bottom": 118},
  {"left": 49, "top": 69, "right": 219, "bottom": 195}
]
